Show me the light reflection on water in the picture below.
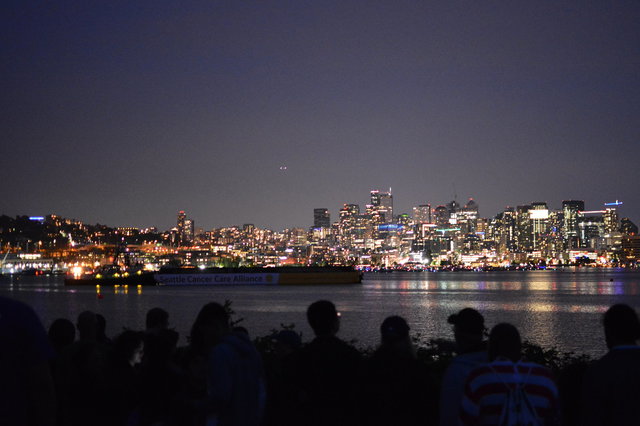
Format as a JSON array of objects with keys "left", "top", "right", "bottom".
[{"left": 1, "top": 270, "right": 639, "bottom": 358}]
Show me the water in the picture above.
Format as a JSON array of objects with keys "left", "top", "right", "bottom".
[{"left": 2, "top": 269, "right": 639, "bottom": 358}]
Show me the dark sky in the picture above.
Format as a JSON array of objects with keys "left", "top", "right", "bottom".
[{"left": 2, "top": 1, "right": 639, "bottom": 231}]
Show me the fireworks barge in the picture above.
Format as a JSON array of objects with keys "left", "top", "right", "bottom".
[{"left": 65, "top": 266, "right": 363, "bottom": 286}]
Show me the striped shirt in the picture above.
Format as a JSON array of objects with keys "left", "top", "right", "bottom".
[{"left": 460, "top": 360, "right": 560, "bottom": 425}]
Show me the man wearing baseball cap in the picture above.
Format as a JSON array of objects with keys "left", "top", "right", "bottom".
[{"left": 439, "top": 308, "right": 488, "bottom": 426}]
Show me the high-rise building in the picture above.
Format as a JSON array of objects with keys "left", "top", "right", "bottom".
[
  {"left": 313, "top": 208, "right": 331, "bottom": 229},
  {"left": 562, "top": 200, "right": 585, "bottom": 249},
  {"left": 370, "top": 190, "right": 393, "bottom": 223},
  {"left": 458, "top": 199, "right": 479, "bottom": 234},
  {"left": 604, "top": 208, "right": 619, "bottom": 233},
  {"left": 515, "top": 205, "right": 533, "bottom": 252},
  {"left": 434, "top": 205, "right": 450, "bottom": 228},
  {"left": 176, "top": 211, "right": 195, "bottom": 245},
  {"left": 177, "top": 211, "right": 186, "bottom": 232},
  {"left": 413, "top": 204, "right": 431, "bottom": 224},
  {"left": 529, "top": 202, "right": 549, "bottom": 251},
  {"left": 183, "top": 219, "right": 194, "bottom": 244}
]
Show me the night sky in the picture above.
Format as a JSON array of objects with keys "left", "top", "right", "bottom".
[{"left": 3, "top": 1, "right": 639, "bottom": 231}]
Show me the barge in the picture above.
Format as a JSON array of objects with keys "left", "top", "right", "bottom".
[
  {"left": 155, "top": 266, "right": 363, "bottom": 286},
  {"left": 64, "top": 266, "right": 363, "bottom": 286}
]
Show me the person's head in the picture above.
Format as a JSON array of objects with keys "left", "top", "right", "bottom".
[
  {"left": 146, "top": 307, "right": 169, "bottom": 331},
  {"left": 448, "top": 308, "right": 486, "bottom": 351},
  {"left": 603, "top": 304, "right": 640, "bottom": 349},
  {"left": 48, "top": 318, "right": 76, "bottom": 353},
  {"left": 379, "top": 315, "right": 414, "bottom": 356},
  {"left": 190, "top": 302, "right": 230, "bottom": 351},
  {"left": 488, "top": 323, "right": 521, "bottom": 362},
  {"left": 380, "top": 315, "right": 410, "bottom": 345},
  {"left": 77, "top": 311, "right": 97, "bottom": 341},
  {"left": 114, "top": 330, "right": 145, "bottom": 367},
  {"left": 307, "top": 300, "right": 340, "bottom": 337}
]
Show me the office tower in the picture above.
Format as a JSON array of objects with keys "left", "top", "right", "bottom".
[
  {"left": 458, "top": 198, "right": 479, "bottom": 234},
  {"left": 177, "top": 211, "right": 186, "bottom": 232},
  {"left": 183, "top": 219, "right": 195, "bottom": 244},
  {"left": 434, "top": 205, "right": 450, "bottom": 228},
  {"left": 604, "top": 208, "right": 619, "bottom": 233},
  {"left": 515, "top": 205, "right": 533, "bottom": 252},
  {"left": 562, "top": 200, "right": 585, "bottom": 249},
  {"left": 578, "top": 215, "right": 604, "bottom": 249},
  {"left": 529, "top": 202, "right": 549, "bottom": 251},
  {"left": 370, "top": 189, "right": 393, "bottom": 223},
  {"left": 413, "top": 204, "right": 431, "bottom": 223},
  {"left": 498, "top": 207, "right": 517, "bottom": 254},
  {"left": 313, "top": 208, "right": 331, "bottom": 229}
]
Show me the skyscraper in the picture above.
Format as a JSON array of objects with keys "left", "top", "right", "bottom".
[
  {"left": 562, "top": 200, "right": 585, "bottom": 249},
  {"left": 413, "top": 204, "right": 431, "bottom": 224},
  {"left": 370, "top": 189, "right": 393, "bottom": 223},
  {"left": 313, "top": 208, "right": 331, "bottom": 229},
  {"left": 529, "top": 202, "right": 549, "bottom": 250}
]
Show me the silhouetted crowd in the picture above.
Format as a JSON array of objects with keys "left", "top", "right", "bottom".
[{"left": 1, "top": 294, "right": 639, "bottom": 426}]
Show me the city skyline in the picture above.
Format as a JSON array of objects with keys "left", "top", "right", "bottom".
[
  {"left": 3, "top": 2, "right": 639, "bottom": 231},
  {"left": 3, "top": 192, "right": 634, "bottom": 234}
]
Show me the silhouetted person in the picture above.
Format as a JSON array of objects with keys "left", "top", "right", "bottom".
[
  {"left": 295, "top": 300, "right": 362, "bottom": 426},
  {"left": 104, "top": 330, "right": 145, "bottom": 426},
  {"left": 139, "top": 322, "right": 181, "bottom": 426},
  {"left": 55, "top": 310, "right": 111, "bottom": 426},
  {"left": 362, "top": 315, "right": 438, "bottom": 426},
  {"left": 581, "top": 303, "right": 640, "bottom": 426},
  {"left": 440, "top": 308, "right": 488, "bottom": 426},
  {"left": 187, "top": 302, "right": 265, "bottom": 426},
  {"left": 460, "top": 323, "right": 560, "bottom": 425},
  {"left": 96, "top": 313, "right": 112, "bottom": 345},
  {"left": 48, "top": 318, "right": 76, "bottom": 356},
  {"left": 0, "top": 296, "right": 56, "bottom": 426},
  {"left": 264, "top": 330, "right": 303, "bottom": 426},
  {"left": 146, "top": 307, "right": 169, "bottom": 333}
]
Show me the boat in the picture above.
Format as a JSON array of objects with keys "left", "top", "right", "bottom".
[
  {"left": 64, "top": 265, "right": 156, "bottom": 286},
  {"left": 154, "top": 266, "right": 363, "bottom": 286}
]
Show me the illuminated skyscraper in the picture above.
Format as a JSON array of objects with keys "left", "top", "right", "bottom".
[
  {"left": 183, "top": 219, "right": 194, "bottom": 244},
  {"left": 529, "top": 202, "right": 549, "bottom": 251},
  {"left": 370, "top": 190, "right": 393, "bottom": 223},
  {"left": 413, "top": 204, "right": 431, "bottom": 223},
  {"left": 604, "top": 207, "right": 619, "bottom": 233},
  {"left": 177, "top": 210, "right": 186, "bottom": 232},
  {"left": 176, "top": 211, "right": 194, "bottom": 245},
  {"left": 562, "top": 200, "right": 584, "bottom": 249},
  {"left": 515, "top": 205, "right": 532, "bottom": 252}
]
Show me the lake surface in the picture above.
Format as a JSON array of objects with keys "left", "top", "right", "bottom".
[{"left": 2, "top": 269, "right": 639, "bottom": 358}]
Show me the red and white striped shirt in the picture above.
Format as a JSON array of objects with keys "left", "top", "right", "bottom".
[{"left": 460, "top": 359, "right": 560, "bottom": 425}]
